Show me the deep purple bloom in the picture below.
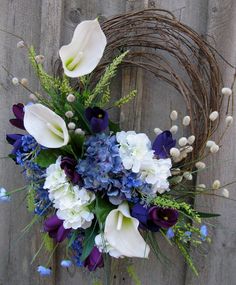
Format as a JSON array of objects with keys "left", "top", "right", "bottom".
[
  {"left": 61, "top": 157, "right": 80, "bottom": 184},
  {"left": 148, "top": 206, "right": 179, "bottom": 228},
  {"left": 152, "top": 131, "right": 176, "bottom": 158},
  {"left": 85, "top": 107, "right": 108, "bottom": 133},
  {"left": 84, "top": 246, "right": 104, "bottom": 271},
  {"left": 9, "top": 103, "right": 25, "bottom": 130},
  {"left": 44, "top": 215, "right": 71, "bottom": 243},
  {"left": 131, "top": 203, "right": 159, "bottom": 232},
  {"left": 6, "top": 134, "right": 23, "bottom": 154}
]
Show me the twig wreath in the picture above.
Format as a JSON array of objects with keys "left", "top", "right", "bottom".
[{"left": 1, "top": 8, "right": 235, "bottom": 280}]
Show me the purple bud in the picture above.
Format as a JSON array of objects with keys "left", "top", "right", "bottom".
[
  {"left": 152, "top": 131, "right": 176, "bottom": 158},
  {"left": 84, "top": 247, "right": 104, "bottom": 271},
  {"left": 44, "top": 215, "right": 71, "bottom": 243},
  {"left": 10, "top": 103, "right": 25, "bottom": 130},
  {"left": 131, "top": 203, "right": 159, "bottom": 232},
  {"left": 60, "top": 157, "right": 80, "bottom": 184}
]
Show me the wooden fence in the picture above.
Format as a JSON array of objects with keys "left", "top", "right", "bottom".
[{"left": 0, "top": 0, "right": 236, "bottom": 284}]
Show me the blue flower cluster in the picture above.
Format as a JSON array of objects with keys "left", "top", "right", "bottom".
[
  {"left": 14, "top": 135, "right": 51, "bottom": 215},
  {"left": 77, "top": 134, "right": 147, "bottom": 204},
  {"left": 34, "top": 184, "right": 51, "bottom": 216},
  {"left": 70, "top": 234, "right": 84, "bottom": 267}
]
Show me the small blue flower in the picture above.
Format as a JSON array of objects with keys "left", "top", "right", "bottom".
[
  {"left": 61, "top": 260, "right": 73, "bottom": 268},
  {"left": 0, "top": 187, "right": 11, "bottom": 203},
  {"left": 166, "top": 228, "right": 175, "bottom": 239},
  {"left": 184, "top": 231, "right": 192, "bottom": 238},
  {"left": 200, "top": 225, "right": 208, "bottom": 241},
  {"left": 37, "top": 266, "right": 51, "bottom": 276}
]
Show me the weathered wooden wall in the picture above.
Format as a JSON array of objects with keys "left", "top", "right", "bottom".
[{"left": 0, "top": 0, "right": 235, "bottom": 285}]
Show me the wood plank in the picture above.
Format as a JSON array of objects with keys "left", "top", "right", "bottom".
[
  {"left": 0, "top": 0, "right": 55, "bottom": 284},
  {"left": 185, "top": 1, "right": 236, "bottom": 284}
]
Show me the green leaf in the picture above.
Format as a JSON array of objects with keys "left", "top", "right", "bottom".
[
  {"left": 80, "top": 223, "right": 99, "bottom": 261},
  {"left": 196, "top": 211, "right": 221, "bottom": 218},
  {"left": 95, "top": 196, "right": 115, "bottom": 227},
  {"left": 69, "top": 132, "right": 85, "bottom": 158},
  {"left": 73, "top": 102, "right": 92, "bottom": 133},
  {"left": 34, "top": 149, "right": 59, "bottom": 168},
  {"left": 109, "top": 120, "right": 120, "bottom": 133}
]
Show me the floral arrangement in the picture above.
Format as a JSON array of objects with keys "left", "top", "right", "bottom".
[{"left": 2, "top": 18, "right": 234, "bottom": 279}]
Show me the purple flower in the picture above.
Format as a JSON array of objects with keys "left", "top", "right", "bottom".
[
  {"left": 84, "top": 246, "right": 104, "bottom": 271},
  {"left": 131, "top": 203, "right": 159, "bottom": 232},
  {"left": 61, "top": 157, "right": 81, "bottom": 184},
  {"left": 6, "top": 134, "right": 23, "bottom": 155},
  {"left": 44, "top": 215, "right": 71, "bottom": 243},
  {"left": 148, "top": 206, "right": 179, "bottom": 228},
  {"left": 9, "top": 103, "right": 25, "bottom": 130},
  {"left": 85, "top": 107, "right": 108, "bottom": 133},
  {"left": 152, "top": 131, "right": 176, "bottom": 158}
]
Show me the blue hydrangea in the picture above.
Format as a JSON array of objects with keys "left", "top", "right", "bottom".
[{"left": 77, "top": 134, "right": 148, "bottom": 204}]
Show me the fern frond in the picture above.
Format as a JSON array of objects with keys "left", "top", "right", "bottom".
[
  {"left": 114, "top": 90, "right": 137, "bottom": 107},
  {"left": 85, "top": 50, "right": 129, "bottom": 106}
]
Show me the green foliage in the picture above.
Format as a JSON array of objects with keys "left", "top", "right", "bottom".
[
  {"left": 114, "top": 90, "right": 137, "bottom": 107},
  {"left": 42, "top": 233, "right": 54, "bottom": 252},
  {"left": 127, "top": 265, "right": 142, "bottom": 285},
  {"left": 85, "top": 51, "right": 129, "bottom": 107},
  {"left": 34, "top": 149, "right": 59, "bottom": 168},
  {"left": 196, "top": 211, "right": 220, "bottom": 218},
  {"left": 26, "top": 188, "right": 35, "bottom": 212},
  {"left": 28, "top": 46, "right": 59, "bottom": 95},
  {"left": 97, "top": 86, "right": 110, "bottom": 108},
  {"left": 108, "top": 120, "right": 121, "bottom": 133},
  {"left": 80, "top": 222, "right": 99, "bottom": 261},
  {"left": 176, "top": 240, "right": 198, "bottom": 276},
  {"left": 95, "top": 196, "right": 115, "bottom": 229},
  {"left": 69, "top": 132, "right": 85, "bottom": 158}
]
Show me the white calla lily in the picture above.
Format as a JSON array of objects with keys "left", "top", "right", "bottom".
[
  {"left": 24, "top": 104, "right": 69, "bottom": 148},
  {"left": 104, "top": 202, "right": 150, "bottom": 258},
  {"left": 59, "top": 19, "right": 107, "bottom": 78}
]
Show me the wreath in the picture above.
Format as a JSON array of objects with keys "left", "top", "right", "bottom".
[{"left": 2, "top": 9, "right": 234, "bottom": 279}]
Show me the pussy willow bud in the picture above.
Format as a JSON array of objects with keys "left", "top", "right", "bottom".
[
  {"left": 170, "top": 110, "right": 178, "bottom": 121},
  {"left": 170, "top": 125, "right": 178, "bottom": 134},
  {"left": 182, "top": 116, "right": 191, "bottom": 126},
  {"left": 209, "top": 111, "right": 219, "bottom": 122},
  {"left": 221, "top": 87, "right": 232, "bottom": 96},
  {"left": 154, "top": 128, "right": 162, "bottom": 135}
]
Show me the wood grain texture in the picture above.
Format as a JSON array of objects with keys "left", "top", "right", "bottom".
[
  {"left": 185, "top": 1, "right": 236, "bottom": 284},
  {"left": 0, "top": 0, "right": 235, "bottom": 284},
  {"left": 0, "top": 0, "right": 55, "bottom": 284}
]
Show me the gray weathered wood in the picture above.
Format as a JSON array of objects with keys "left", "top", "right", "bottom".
[
  {"left": 0, "top": 0, "right": 236, "bottom": 284},
  {"left": 185, "top": 1, "right": 236, "bottom": 284}
]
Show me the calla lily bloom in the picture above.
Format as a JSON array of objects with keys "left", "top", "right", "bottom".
[
  {"left": 104, "top": 202, "right": 150, "bottom": 258},
  {"left": 24, "top": 104, "right": 69, "bottom": 148},
  {"left": 59, "top": 19, "right": 107, "bottom": 78}
]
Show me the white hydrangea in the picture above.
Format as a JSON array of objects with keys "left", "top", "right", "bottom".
[
  {"left": 140, "top": 158, "right": 172, "bottom": 194},
  {"left": 44, "top": 157, "right": 95, "bottom": 229},
  {"left": 44, "top": 157, "right": 67, "bottom": 190},
  {"left": 116, "top": 131, "right": 154, "bottom": 173},
  {"left": 55, "top": 187, "right": 95, "bottom": 229},
  {"left": 57, "top": 201, "right": 94, "bottom": 230}
]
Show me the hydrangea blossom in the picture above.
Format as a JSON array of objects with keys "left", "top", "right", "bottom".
[
  {"left": 44, "top": 157, "right": 95, "bottom": 229},
  {"left": 56, "top": 189, "right": 95, "bottom": 229},
  {"left": 116, "top": 131, "right": 153, "bottom": 173},
  {"left": 77, "top": 134, "right": 149, "bottom": 204}
]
